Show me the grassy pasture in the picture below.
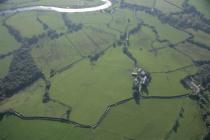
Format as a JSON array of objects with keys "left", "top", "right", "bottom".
[
  {"left": 128, "top": 25, "right": 193, "bottom": 72},
  {"left": 124, "top": 0, "right": 183, "bottom": 14},
  {"left": 6, "top": 12, "right": 44, "bottom": 38},
  {"left": 129, "top": 26, "right": 156, "bottom": 49},
  {"left": 96, "top": 98, "right": 185, "bottom": 140},
  {"left": 31, "top": 35, "right": 81, "bottom": 77},
  {"left": 148, "top": 69, "right": 195, "bottom": 96},
  {"left": 50, "top": 47, "right": 133, "bottom": 124},
  {"left": 38, "top": 12, "right": 67, "bottom": 33},
  {"left": 66, "top": 30, "right": 101, "bottom": 56},
  {"left": 0, "top": 18, "right": 20, "bottom": 54},
  {"left": 0, "top": 116, "right": 94, "bottom": 140},
  {"left": 0, "top": 0, "right": 209, "bottom": 139},
  {"left": 166, "top": 0, "right": 185, "bottom": 8},
  {"left": 188, "top": 0, "right": 210, "bottom": 19},
  {"left": 66, "top": 27, "right": 114, "bottom": 56},
  {"left": 175, "top": 42, "right": 210, "bottom": 61},
  {"left": 0, "top": 56, "right": 12, "bottom": 79},
  {"left": 96, "top": 98, "right": 206, "bottom": 140},
  {"left": 109, "top": 9, "right": 137, "bottom": 33},
  {"left": 0, "top": 80, "right": 67, "bottom": 117},
  {"left": 129, "top": 41, "right": 193, "bottom": 72},
  {"left": 155, "top": 0, "right": 182, "bottom": 13},
  {"left": 168, "top": 99, "right": 207, "bottom": 140},
  {"left": 186, "top": 29, "right": 210, "bottom": 48},
  {"left": 136, "top": 11, "right": 189, "bottom": 44}
]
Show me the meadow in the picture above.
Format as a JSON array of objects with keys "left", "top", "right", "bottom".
[{"left": 0, "top": 0, "right": 210, "bottom": 139}]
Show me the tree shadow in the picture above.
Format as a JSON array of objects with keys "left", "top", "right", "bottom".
[
  {"left": 142, "top": 85, "right": 149, "bottom": 95},
  {"left": 133, "top": 89, "right": 140, "bottom": 105},
  {"left": 0, "top": 113, "right": 4, "bottom": 122}
]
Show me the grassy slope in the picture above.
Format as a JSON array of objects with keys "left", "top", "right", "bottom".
[{"left": 50, "top": 47, "right": 133, "bottom": 125}]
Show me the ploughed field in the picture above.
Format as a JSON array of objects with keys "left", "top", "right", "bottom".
[{"left": 0, "top": 0, "right": 210, "bottom": 140}]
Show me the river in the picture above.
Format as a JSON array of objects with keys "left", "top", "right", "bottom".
[{"left": 0, "top": 0, "right": 112, "bottom": 15}]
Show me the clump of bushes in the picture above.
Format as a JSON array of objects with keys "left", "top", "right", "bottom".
[{"left": 0, "top": 48, "right": 43, "bottom": 98}]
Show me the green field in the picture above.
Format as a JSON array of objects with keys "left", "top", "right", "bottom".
[
  {"left": 0, "top": 56, "right": 12, "bottom": 79},
  {"left": 0, "top": 0, "right": 210, "bottom": 139},
  {"left": 0, "top": 17, "right": 20, "bottom": 54},
  {"left": 50, "top": 47, "right": 133, "bottom": 124},
  {"left": 188, "top": 0, "right": 210, "bottom": 19}
]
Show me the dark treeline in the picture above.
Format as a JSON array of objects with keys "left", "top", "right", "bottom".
[
  {"left": 194, "top": 60, "right": 210, "bottom": 66},
  {"left": 0, "top": 48, "right": 43, "bottom": 99},
  {"left": 181, "top": 64, "right": 210, "bottom": 91},
  {"left": 89, "top": 51, "right": 104, "bottom": 62},
  {"left": 62, "top": 14, "right": 83, "bottom": 33},
  {"left": 196, "top": 65, "right": 210, "bottom": 90},
  {"left": 42, "top": 79, "right": 51, "bottom": 103},
  {"left": 0, "top": 0, "right": 7, "bottom": 3},
  {"left": 3, "top": 22, "right": 24, "bottom": 43},
  {"left": 122, "top": 47, "right": 137, "bottom": 66},
  {"left": 0, "top": 51, "right": 13, "bottom": 60},
  {"left": 128, "top": 23, "right": 142, "bottom": 35}
]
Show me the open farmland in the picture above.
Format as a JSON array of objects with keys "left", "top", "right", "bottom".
[{"left": 0, "top": 0, "right": 210, "bottom": 140}]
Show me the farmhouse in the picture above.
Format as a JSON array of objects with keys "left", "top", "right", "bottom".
[{"left": 132, "top": 68, "right": 149, "bottom": 94}]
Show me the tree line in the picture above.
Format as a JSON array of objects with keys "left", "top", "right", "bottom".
[{"left": 0, "top": 48, "right": 43, "bottom": 99}]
